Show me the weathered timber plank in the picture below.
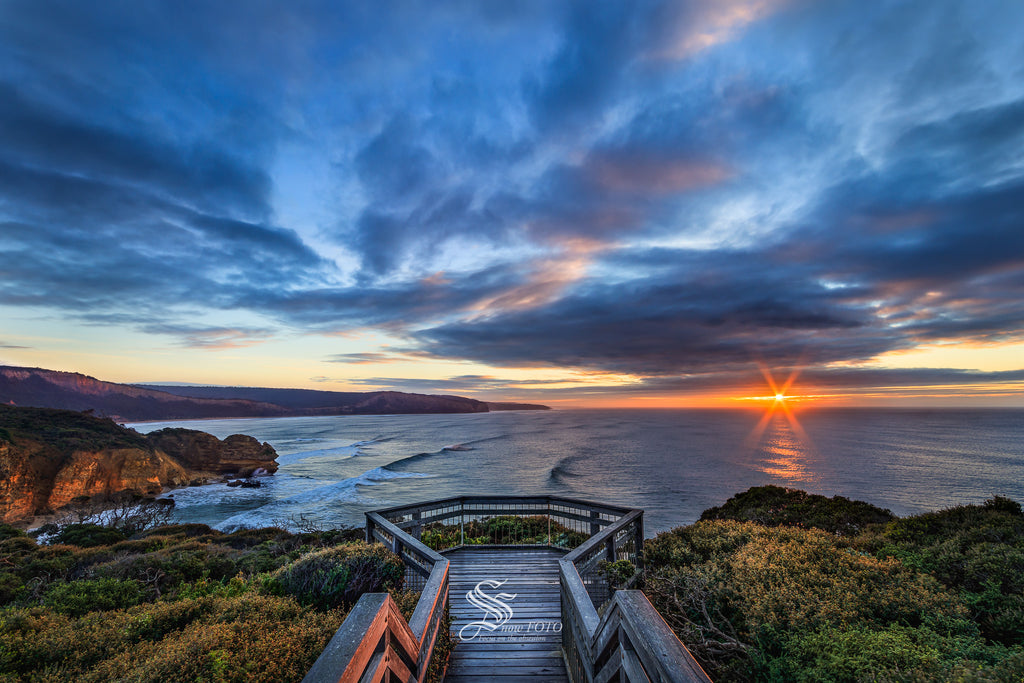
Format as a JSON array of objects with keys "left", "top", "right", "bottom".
[{"left": 445, "top": 547, "right": 569, "bottom": 682}]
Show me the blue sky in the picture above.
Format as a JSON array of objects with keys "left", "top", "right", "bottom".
[{"left": 1, "top": 0, "right": 1023, "bottom": 406}]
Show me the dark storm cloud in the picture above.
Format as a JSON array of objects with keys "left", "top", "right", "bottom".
[{"left": 0, "top": 84, "right": 271, "bottom": 219}]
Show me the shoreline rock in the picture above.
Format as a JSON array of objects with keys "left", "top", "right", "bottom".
[{"left": 0, "top": 405, "right": 279, "bottom": 525}]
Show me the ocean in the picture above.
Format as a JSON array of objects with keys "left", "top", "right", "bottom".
[{"left": 127, "top": 408, "right": 1024, "bottom": 535}]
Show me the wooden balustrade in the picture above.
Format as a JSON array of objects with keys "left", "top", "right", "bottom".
[
  {"left": 302, "top": 514, "right": 448, "bottom": 683},
  {"left": 302, "top": 495, "right": 710, "bottom": 683}
]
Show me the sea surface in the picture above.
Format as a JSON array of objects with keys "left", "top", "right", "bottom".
[{"left": 127, "top": 408, "right": 1024, "bottom": 535}]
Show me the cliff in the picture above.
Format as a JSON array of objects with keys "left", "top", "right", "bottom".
[
  {"left": 0, "top": 366, "right": 286, "bottom": 422},
  {"left": 0, "top": 366, "right": 539, "bottom": 421},
  {"left": 0, "top": 405, "right": 279, "bottom": 524}
]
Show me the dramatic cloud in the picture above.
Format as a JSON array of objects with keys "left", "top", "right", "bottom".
[{"left": 0, "top": 0, "right": 1021, "bottom": 402}]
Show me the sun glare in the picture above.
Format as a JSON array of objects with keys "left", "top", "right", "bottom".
[{"left": 775, "top": 393, "right": 785, "bottom": 401}]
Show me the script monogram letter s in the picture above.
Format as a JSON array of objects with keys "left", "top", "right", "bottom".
[{"left": 458, "top": 579, "right": 517, "bottom": 641}]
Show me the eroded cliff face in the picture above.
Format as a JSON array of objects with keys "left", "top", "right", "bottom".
[
  {"left": 0, "top": 405, "right": 279, "bottom": 524},
  {"left": 146, "top": 429, "right": 279, "bottom": 477}
]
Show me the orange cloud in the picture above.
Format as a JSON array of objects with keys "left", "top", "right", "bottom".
[
  {"left": 590, "top": 155, "right": 731, "bottom": 194},
  {"left": 653, "top": 0, "right": 790, "bottom": 61}
]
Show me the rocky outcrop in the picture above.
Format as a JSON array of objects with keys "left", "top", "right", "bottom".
[
  {"left": 146, "top": 428, "right": 278, "bottom": 477},
  {"left": 0, "top": 405, "right": 279, "bottom": 524}
]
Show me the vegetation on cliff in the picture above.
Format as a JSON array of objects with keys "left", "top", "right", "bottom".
[
  {"left": 0, "top": 522, "right": 415, "bottom": 682},
  {"left": 0, "top": 405, "right": 279, "bottom": 524},
  {"left": 645, "top": 487, "right": 1024, "bottom": 682}
]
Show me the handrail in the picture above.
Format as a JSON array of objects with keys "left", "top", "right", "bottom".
[
  {"left": 374, "top": 495, "right": 632, "bottom": 549},
  {"left": 560, "top": 511, "right": 711, "bottom": 682},
  {"left": 302, "top": 512, "right": 449, "bottom": 683}
]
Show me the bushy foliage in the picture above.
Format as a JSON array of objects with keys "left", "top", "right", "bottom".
[
  {"left": 0, "top": 523, "right": 419, "bottom": 682},
  {"left": 861, "top": 496, "right": 1024, "bottom": 644},
  {"left": 700, "top": 485, "right": 895, "bottom": 536},
  {"left": 0, "top": 404, "right": 149, "bottom": 452},
  {"left": 0, "top": 593, "right": 346, "bottom": 682},
  {"left": 43, "top": 577, "right": 144, "bottom": 616},
  {"left": 420, "top": 515, "right": 588, "bottom": 550},
  {"left": 269, "top": 542, "right": 404, "bottom": 610},
  {"left": 49, "top": 523, "right": 128, "bottom": 548},
  {"left": 646, "top": 492, "right": 1024, "bottom": 682}
]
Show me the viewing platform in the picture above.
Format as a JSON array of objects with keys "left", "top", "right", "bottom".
[{"left": 302, "top": 496, "right": 711, "bottom": 683}]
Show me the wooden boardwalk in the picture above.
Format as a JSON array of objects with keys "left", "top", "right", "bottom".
[{"left": 444, "top": 547, "right": 569, "bottom": 683}]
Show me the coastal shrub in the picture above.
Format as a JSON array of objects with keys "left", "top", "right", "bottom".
[
  {"left": 50, "top": 523, "right": 128, "bottom": 548},
  {"left": 43, "top": 578, "right": 145, "bottom": 616},
  {"left": 598, "top": 559, "right": 636, "bottom": 589},
  {"left": 92, "top": 541, "right": 240, "bottom": 598},
  {"left": 138, "top": 523, "right": 219, "bottom": 540},
  {"left": 764, "top": 624, "right": 1010, "bottom": 682},
  {"left": 269, "top": 542, "right": 404, "bottom": 609},
  {"left": 0, "top": 593, "right": 347, "bottom": 682},
  {"left": 700, "top": 485, "right": 895, "bottom": 536},
  {"left": 860, "top": 497, "right": 1024, "bottom": 643},
  {"left": 0, "top": 524, "right": 24, "bottom": 542},
  {"left": 645, "top": 520, "right": 977, "bottom": 680},
  {"left": 419, "top": 515, "right": 588, "bottom": 550},
  {"left": 421, "top": 523, "right": 462, "bottom": 550},
  {"left": 0, "top": 573, "right": 25, "bottom": 605}
]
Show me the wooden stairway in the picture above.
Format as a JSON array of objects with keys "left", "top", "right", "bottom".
[{"left": 444, "top": 547, "right": 569, "bottom": 682}]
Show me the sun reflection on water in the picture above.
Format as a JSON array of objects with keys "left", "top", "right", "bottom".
[
  {"left": 744, "top": 367, "right": 819, "bottom": 485},
  {"left": 755, "top": 413, "right": 817, "bottom": 483}
]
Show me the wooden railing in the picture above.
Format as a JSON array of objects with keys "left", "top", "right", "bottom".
[
  {"left": 302, "top": 513, "right": 448, "bottom": 683},
  {"left": 560, "top": 510, "right": 712, "bottom": 682},
  {"left": 372, "top": 495, "right": 632, "bottom": 549},
  {"left": 303, "top": 495, "right": 710, "bottom": 682}
]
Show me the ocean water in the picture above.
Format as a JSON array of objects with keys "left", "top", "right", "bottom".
[{"left": 128, "top": 408, "right": 1024, "bottom": 535}]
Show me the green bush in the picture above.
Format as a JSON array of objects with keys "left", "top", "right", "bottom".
[
  {"left": 43, "top": 578, "right": 145, "bottom": 616},
  {"left": 861, "top": 497, "right": 1024, "bottom": 644},
  {"left": 0, "top": 593, "right": 347, "bottom": 682},
  {"left": 700, "top": 485, "right": 895, "bottom": 536},
  {"left": 269, "top": 542, "right": 404, "bottom": 610},
  {"left": 51, "top": 524, "right": 129, "bottom": 548},
  {"left": 646, "top": 520, "right": 982, "bottom": 680},
  {"left": 646, "top": 491, "right": 1024, "bottom": 681},
  {"left": 419, "top": 515, "right": 588, "bottom": 550}
]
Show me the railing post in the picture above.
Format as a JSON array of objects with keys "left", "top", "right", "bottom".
[
  {"left": 547, "top": 499, "right": 552, "bottom": 546},
  {"left": 460, "top": 500, "right": 465, "bottom": 547},
  {"left": 366, "top": 515, "right": 375, "bottom": 544},
  {"left": 411, "top": 510, "right": 421, "bottom": 540},
  {"left": 590, "top": 509, "right": 601, "bottom": 536},
  {"left": 635, "top": 512, "right": 645, "bottom": 572}
]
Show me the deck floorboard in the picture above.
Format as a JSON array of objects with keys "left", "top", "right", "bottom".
[{"left": 443, "top": 547, "right": 569, "bottom": 683}]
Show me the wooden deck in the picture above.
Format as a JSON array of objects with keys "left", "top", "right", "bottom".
[{"left": 444, "top": 547, "right": 569, "bottom": 683}]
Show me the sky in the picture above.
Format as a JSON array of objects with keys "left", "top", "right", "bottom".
[{"left": 1, "top": 0, "right": 1023, "bottom": 408}]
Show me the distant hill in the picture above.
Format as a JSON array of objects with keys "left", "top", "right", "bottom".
[
  {"left": 141, "top": 384, "right": 490, "bottom": 416},
  {"left": 0, "top": 366, "right": 546, "bottom": 421},
  {"left": 0, "top": 367, "right": 286, "bottom": 422},
  {"left": 485, "top": 402, "right": 550, "bottom": 411}
]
